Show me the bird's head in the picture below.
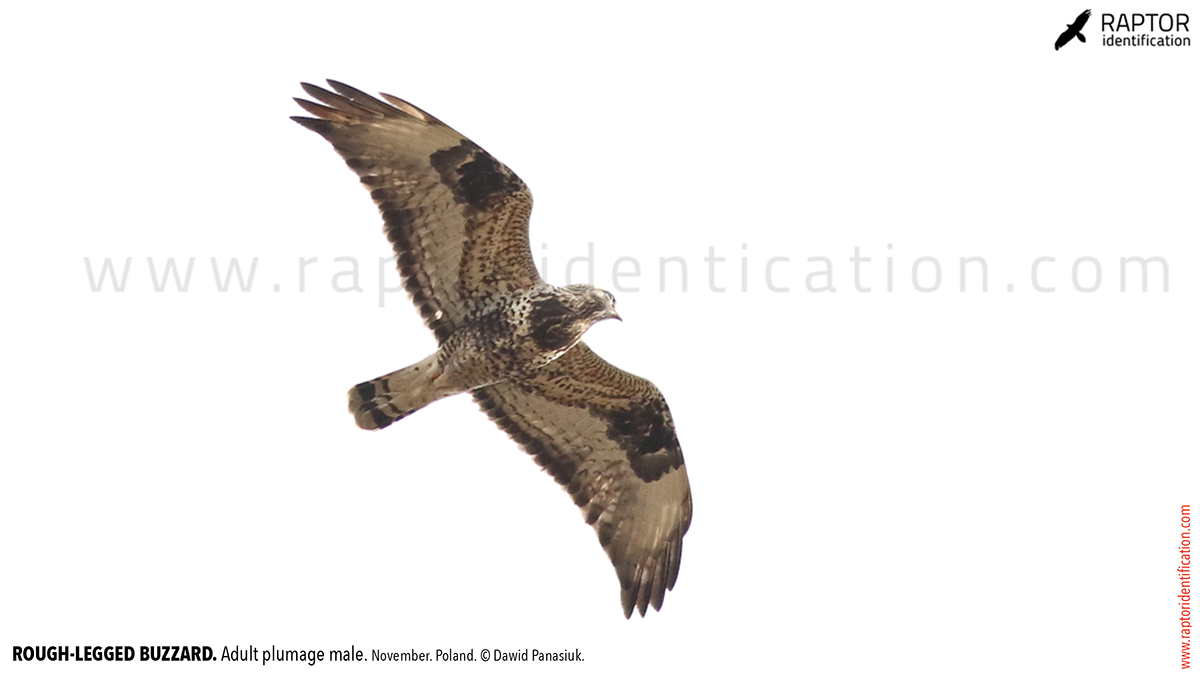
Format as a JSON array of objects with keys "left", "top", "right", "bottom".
[
  {"left": 528, "top": 284, "right": 622, "bottom": 353},
  {"left": 562, "top": 284, "right": 622, "bottom": 325}
]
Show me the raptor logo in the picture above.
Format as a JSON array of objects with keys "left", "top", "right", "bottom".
[{"left": 1056, "top": 9, "right": 1092, "bottom": 50}]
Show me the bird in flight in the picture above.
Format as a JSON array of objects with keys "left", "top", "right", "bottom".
[
  {"left": 1055, "top": 9, "right": 1091, "bottom": 50},
  {"left": 291, "top": 81, "right": 692, "bottom": 618}
]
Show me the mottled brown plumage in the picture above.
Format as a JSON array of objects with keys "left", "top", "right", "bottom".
[{"left": 292, "top": 81, "right": 691, "bottom": 617}]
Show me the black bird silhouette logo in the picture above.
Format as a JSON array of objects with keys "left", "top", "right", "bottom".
[{"left": 1055, "top": 9, "right": 1091, "bottom": 50}]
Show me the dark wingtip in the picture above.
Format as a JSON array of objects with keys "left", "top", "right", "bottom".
[
  {"left": 326, "top": 79, "right": 364, "bottom": 96},
  {"left": 290, "top": 115, "right": 331, "bottom": 134},
  {"left": 300, "top": 81, "right": 333, "bottom": 99},
  {"left": 323, "top": 79, "right": 399, "bottom": 117},
  {"left": 620, "top": 584, "right": 651, "bottom": 618},
  {"left": 325, "top": 79, "right": 373, "bottom": 102}
]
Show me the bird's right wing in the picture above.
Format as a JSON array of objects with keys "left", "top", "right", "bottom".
[
  {"left": 292, "top": 81, "right": 541, "bottom": 343},
  {"left": 473, "top": 342, "right": 692, "bottom": 618}
]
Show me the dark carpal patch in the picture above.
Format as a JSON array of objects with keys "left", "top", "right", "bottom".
[
  {"left": 429, "top": 140, "right": 524, "bottom": 213},
  {"left": 597, "top": 401, "right": 684, "bottom": 483},
  {"left": 428, "top": 141, "right": 472, "bottom": 188}
]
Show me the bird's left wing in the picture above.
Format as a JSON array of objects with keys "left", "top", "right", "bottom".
[
  {"left": 474, "top": 343, "right": 692, "bottom": 618},
  {"left": 292, "top": 81, "right": 541, "bottom": 344}
]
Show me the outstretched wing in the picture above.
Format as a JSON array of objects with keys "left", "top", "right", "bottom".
[
  {"left": 292, "top": 81, "right": 541, "bottom": 343},
  {"left": 1073, "top": 9, "right": 1091, "bottom": 32},
  {"left": 474, "top": 343, "right": 692, "bottom": 618}
]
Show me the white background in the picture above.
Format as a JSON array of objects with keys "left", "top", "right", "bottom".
[{"left": 2, "top": 1, "right": 1196, "bottom": 673}]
